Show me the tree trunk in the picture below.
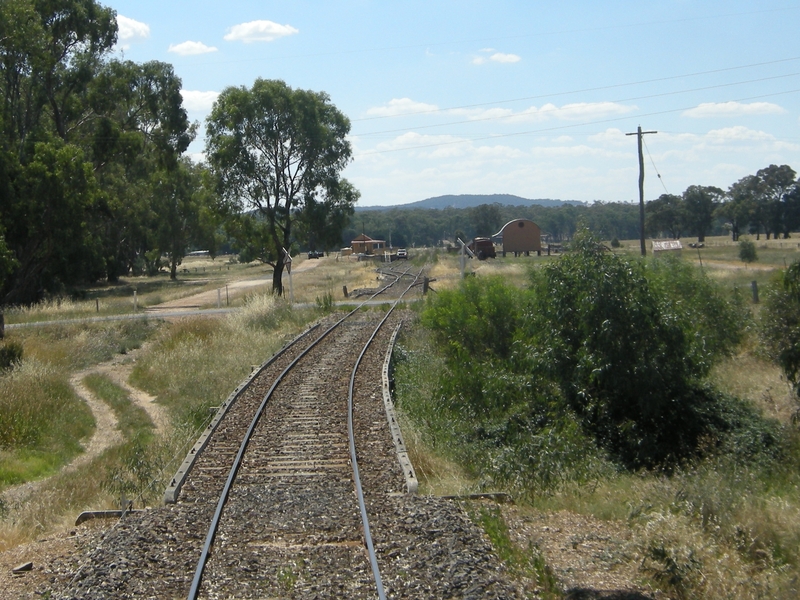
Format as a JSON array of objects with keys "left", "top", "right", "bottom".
[
  {"left": 272, "top": 258, "right": 284, "bottom": 296},
  {"left": 170, "top": 258, "right": 177, "bottom": 281}
]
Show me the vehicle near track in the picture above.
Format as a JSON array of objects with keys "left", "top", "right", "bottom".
[
  {"left": 307, "top": 250, "right": 324, "bottom": 259},
  {"left": 396, "top": 248, "right": 408, "bottom": 259},
  {"left": 467, "top": 237, "right": 496, "bottom": 260}
]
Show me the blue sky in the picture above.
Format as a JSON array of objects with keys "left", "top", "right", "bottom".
[{"left": 106, "top": 1, "right": 800, "bottom": 206}]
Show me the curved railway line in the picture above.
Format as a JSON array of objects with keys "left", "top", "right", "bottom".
[{"left": 59, "top": 263, "right": 521, "bottom": 599}]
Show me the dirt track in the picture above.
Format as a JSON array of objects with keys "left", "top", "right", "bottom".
[{"left": 146, "top": 258, "right": 323, "bottom": 312}]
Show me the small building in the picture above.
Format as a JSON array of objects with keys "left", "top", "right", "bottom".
[
  {"left": 652, "top": 240, "right": 683, "bottom": 253},
  {"left": 350, "top": 234, "right": 386, "bottom": 255},
  {"left": 494, "top": 219, "right": 542, "bottom": 257}
]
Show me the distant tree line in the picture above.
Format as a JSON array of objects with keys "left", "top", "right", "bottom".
[
  {"left": 646, "top": 164, "right": 800, "bottom": 242},
  {"left": 348, "top": 164, "right": 799, "bottom": 250},
  {"left": 345, "top": 201, "right": 641, "bottom": 249}
]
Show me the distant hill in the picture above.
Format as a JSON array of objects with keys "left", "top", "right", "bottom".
[{"left": 356, "top": 194, "right": 584, "bottom": 211}]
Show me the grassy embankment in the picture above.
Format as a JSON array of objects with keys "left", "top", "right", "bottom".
[{"left": 393, "top": 239, "right": 800, "bottom": 599}]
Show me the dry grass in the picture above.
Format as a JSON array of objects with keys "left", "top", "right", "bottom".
[
  {"left": 399, "top": 420, "right": 479, "bottom": 496},
  {"left": 710, "top": 352, "right": 798, "bottom": 423}
]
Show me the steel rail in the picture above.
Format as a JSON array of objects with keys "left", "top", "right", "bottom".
[
  {"left": 186, "top": 266, "right": 417, "bottom": 600},
  {"left": 347, "top": 267, "right": 423, "bottom": 600}
]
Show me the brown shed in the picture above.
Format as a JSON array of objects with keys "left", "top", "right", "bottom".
[
  {"left": 350, "top": 234, "right": 386, "bottom": 255},
  {"left": 495, "top": 219, "right": 542, "bottom": 256}
]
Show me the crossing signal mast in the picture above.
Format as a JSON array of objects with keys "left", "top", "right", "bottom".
[{"left": 626, "top": 125, "right": 657, "bottom": 256}]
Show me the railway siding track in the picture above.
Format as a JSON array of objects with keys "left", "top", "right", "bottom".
[{"left": 58, "top": 266, "right": 523, "bottom": 599}]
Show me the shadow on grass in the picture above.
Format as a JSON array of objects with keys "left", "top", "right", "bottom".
[{"left": 566, "top": 589, "right": 654, "bottom": 600}]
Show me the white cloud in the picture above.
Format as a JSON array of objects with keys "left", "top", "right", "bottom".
[
  {"left": 169, "top": 41, "right": 218, "bottom": 56},
  {"left": 117, "top": 15, "right": 150, "bottom": 42},
  {"left": 366, "top": 98, "right": 439, "bottom": 117},
  {"left": 489, "top": 52, "right": 521, "bottom": 63},
  {"left": 224, "top": 20, "right": 299, "bottom": 43},
  {"left": 705, "top": 125, "right": 776, "bottom": 144},
  {"left": 683, "top": 101, "right": 786, "bottom": 118},
  {"left": 472, "top": 49, "right": 521, "bottom": 65},
  {"left": 181, "top": 90, "right": 220, "bottom": 112}
]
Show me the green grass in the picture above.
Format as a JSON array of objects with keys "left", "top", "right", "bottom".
[
  {"left": 0, "top": 360, "right": 94, "bottom": 488},
  {"left": 82, "top": 374, "right": 155, "bottom": 440}
]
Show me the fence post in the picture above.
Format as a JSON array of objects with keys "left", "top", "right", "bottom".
[{"left": 751, "top": 281, "right": 759, "bottom": 304}]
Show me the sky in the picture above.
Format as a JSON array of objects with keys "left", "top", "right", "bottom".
[{"left": 104, "top": 0, "right": 800, "bottom": 206}]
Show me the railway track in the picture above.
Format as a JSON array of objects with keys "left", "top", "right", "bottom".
[{"left": 59, "top": 263, "right": 521, "bottom": 599}]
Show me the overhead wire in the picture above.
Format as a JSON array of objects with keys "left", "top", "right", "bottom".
[
  {"left": 352, "top": 56, "right": 800, "bottom": 123},
  {"left": 351, "top": 71, "right": 800, "bottom": 137},
  {"left": 643, "top": 137, "right": 669, "bottom": 195},
  {"left": 355, "top": 87, "right": 800, "bottom": 156}
]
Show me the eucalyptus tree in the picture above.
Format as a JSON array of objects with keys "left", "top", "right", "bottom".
[
  {"left": 683, "top": 185, "right": 723, "bottom": 242},
  {"left": 0, "top": 0, "right": 117, "bottom": 304},
  {"left": 645, "top": 193, "right": 685, "bottom": 239},
  {"left": 206, "top": 79, "right": 355, "bottom": 295}
]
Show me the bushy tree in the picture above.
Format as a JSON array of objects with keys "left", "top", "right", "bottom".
[
  {"left": 646, "top": 193, "right": 685, "bottom": 239},
  {"left": 207, "top": 79, "right": 355, "bottom": 295},
  {"left": 739, "top": 239, "right": 757, "bottom": 264},
  {"left": 762, "top": 261, "right": 800, "bottom": 396},
  {"left": 683, "top": 185, "right": 723, "bottom": 242},
  {"left": 528, "top": 230, "right": 743, "bottom": 468}
]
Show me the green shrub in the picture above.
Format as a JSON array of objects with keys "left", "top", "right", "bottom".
[
  {"left": 739, "top": 239, "right": 757, "bottom": 263},
  {"left": 528, "top": 230, "right": 758, "bottom": 469},
  {"left": 648, "top": 254, "right": 748, "bottom": 375},
  {"left": 0, "top": 340, "right": 23, "bottom": 370},
  {"left": 761, "top": 261, "right": 800, "bottom": 396}
]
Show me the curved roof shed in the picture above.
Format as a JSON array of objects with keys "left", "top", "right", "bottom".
[{"left": 495, "top": 219, "right": 542, "bottom": 254}]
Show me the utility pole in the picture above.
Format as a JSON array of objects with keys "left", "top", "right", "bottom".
[{"left": 626, "top": 125, "right": 657, "bottom": 256}]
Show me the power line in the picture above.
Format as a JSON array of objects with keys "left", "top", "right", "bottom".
[
  {"left": 352, "top": 56, "right": 800, "bottom": 123},
  {"left": 356, "top": 87, "right": 800, "bottom": 156},
  {"left": 352, "top": 71, "right": 800, "bottom": 137},
  {"left": 643, "top": 137, "right": 669, "bottom": 195}
]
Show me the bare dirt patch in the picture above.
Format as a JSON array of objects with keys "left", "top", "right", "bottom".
[{"left": 502, "top": 506, "right": 664, "bottom": 599}]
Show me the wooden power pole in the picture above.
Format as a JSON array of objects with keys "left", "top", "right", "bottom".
[{"left": 626, "top": 125, "right": 657, "bottom": 256}]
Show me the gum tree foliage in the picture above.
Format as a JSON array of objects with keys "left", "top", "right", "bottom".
[
  {"left": 152, "top": 158, "right": 221, "bottom": 280},
  {"left": 645, "top": 193, "right": 686, "bottom": 239},
  {"left": 720, "top": 165, "right": 798, "bottom": 241},
  {"left": 683, "top": 185, "right": 723, "bottom": 242},
  {"left": 528, "top": 231, "right": 747, "bottom": 468},
  {"left": 0, "top": 1, "right": 203, "bottom": 302},
  {"left": 206, "top": 79, "right": 355, "bottom": 295},
  {"left": 0, "top": 0, "right": 116, "bottom": 303},
  {"left": 762, "top": 261, "right": 800, "bottom": 395},
  {"left": 470, "top": 203, "right": 504, "bottom": 237}
]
